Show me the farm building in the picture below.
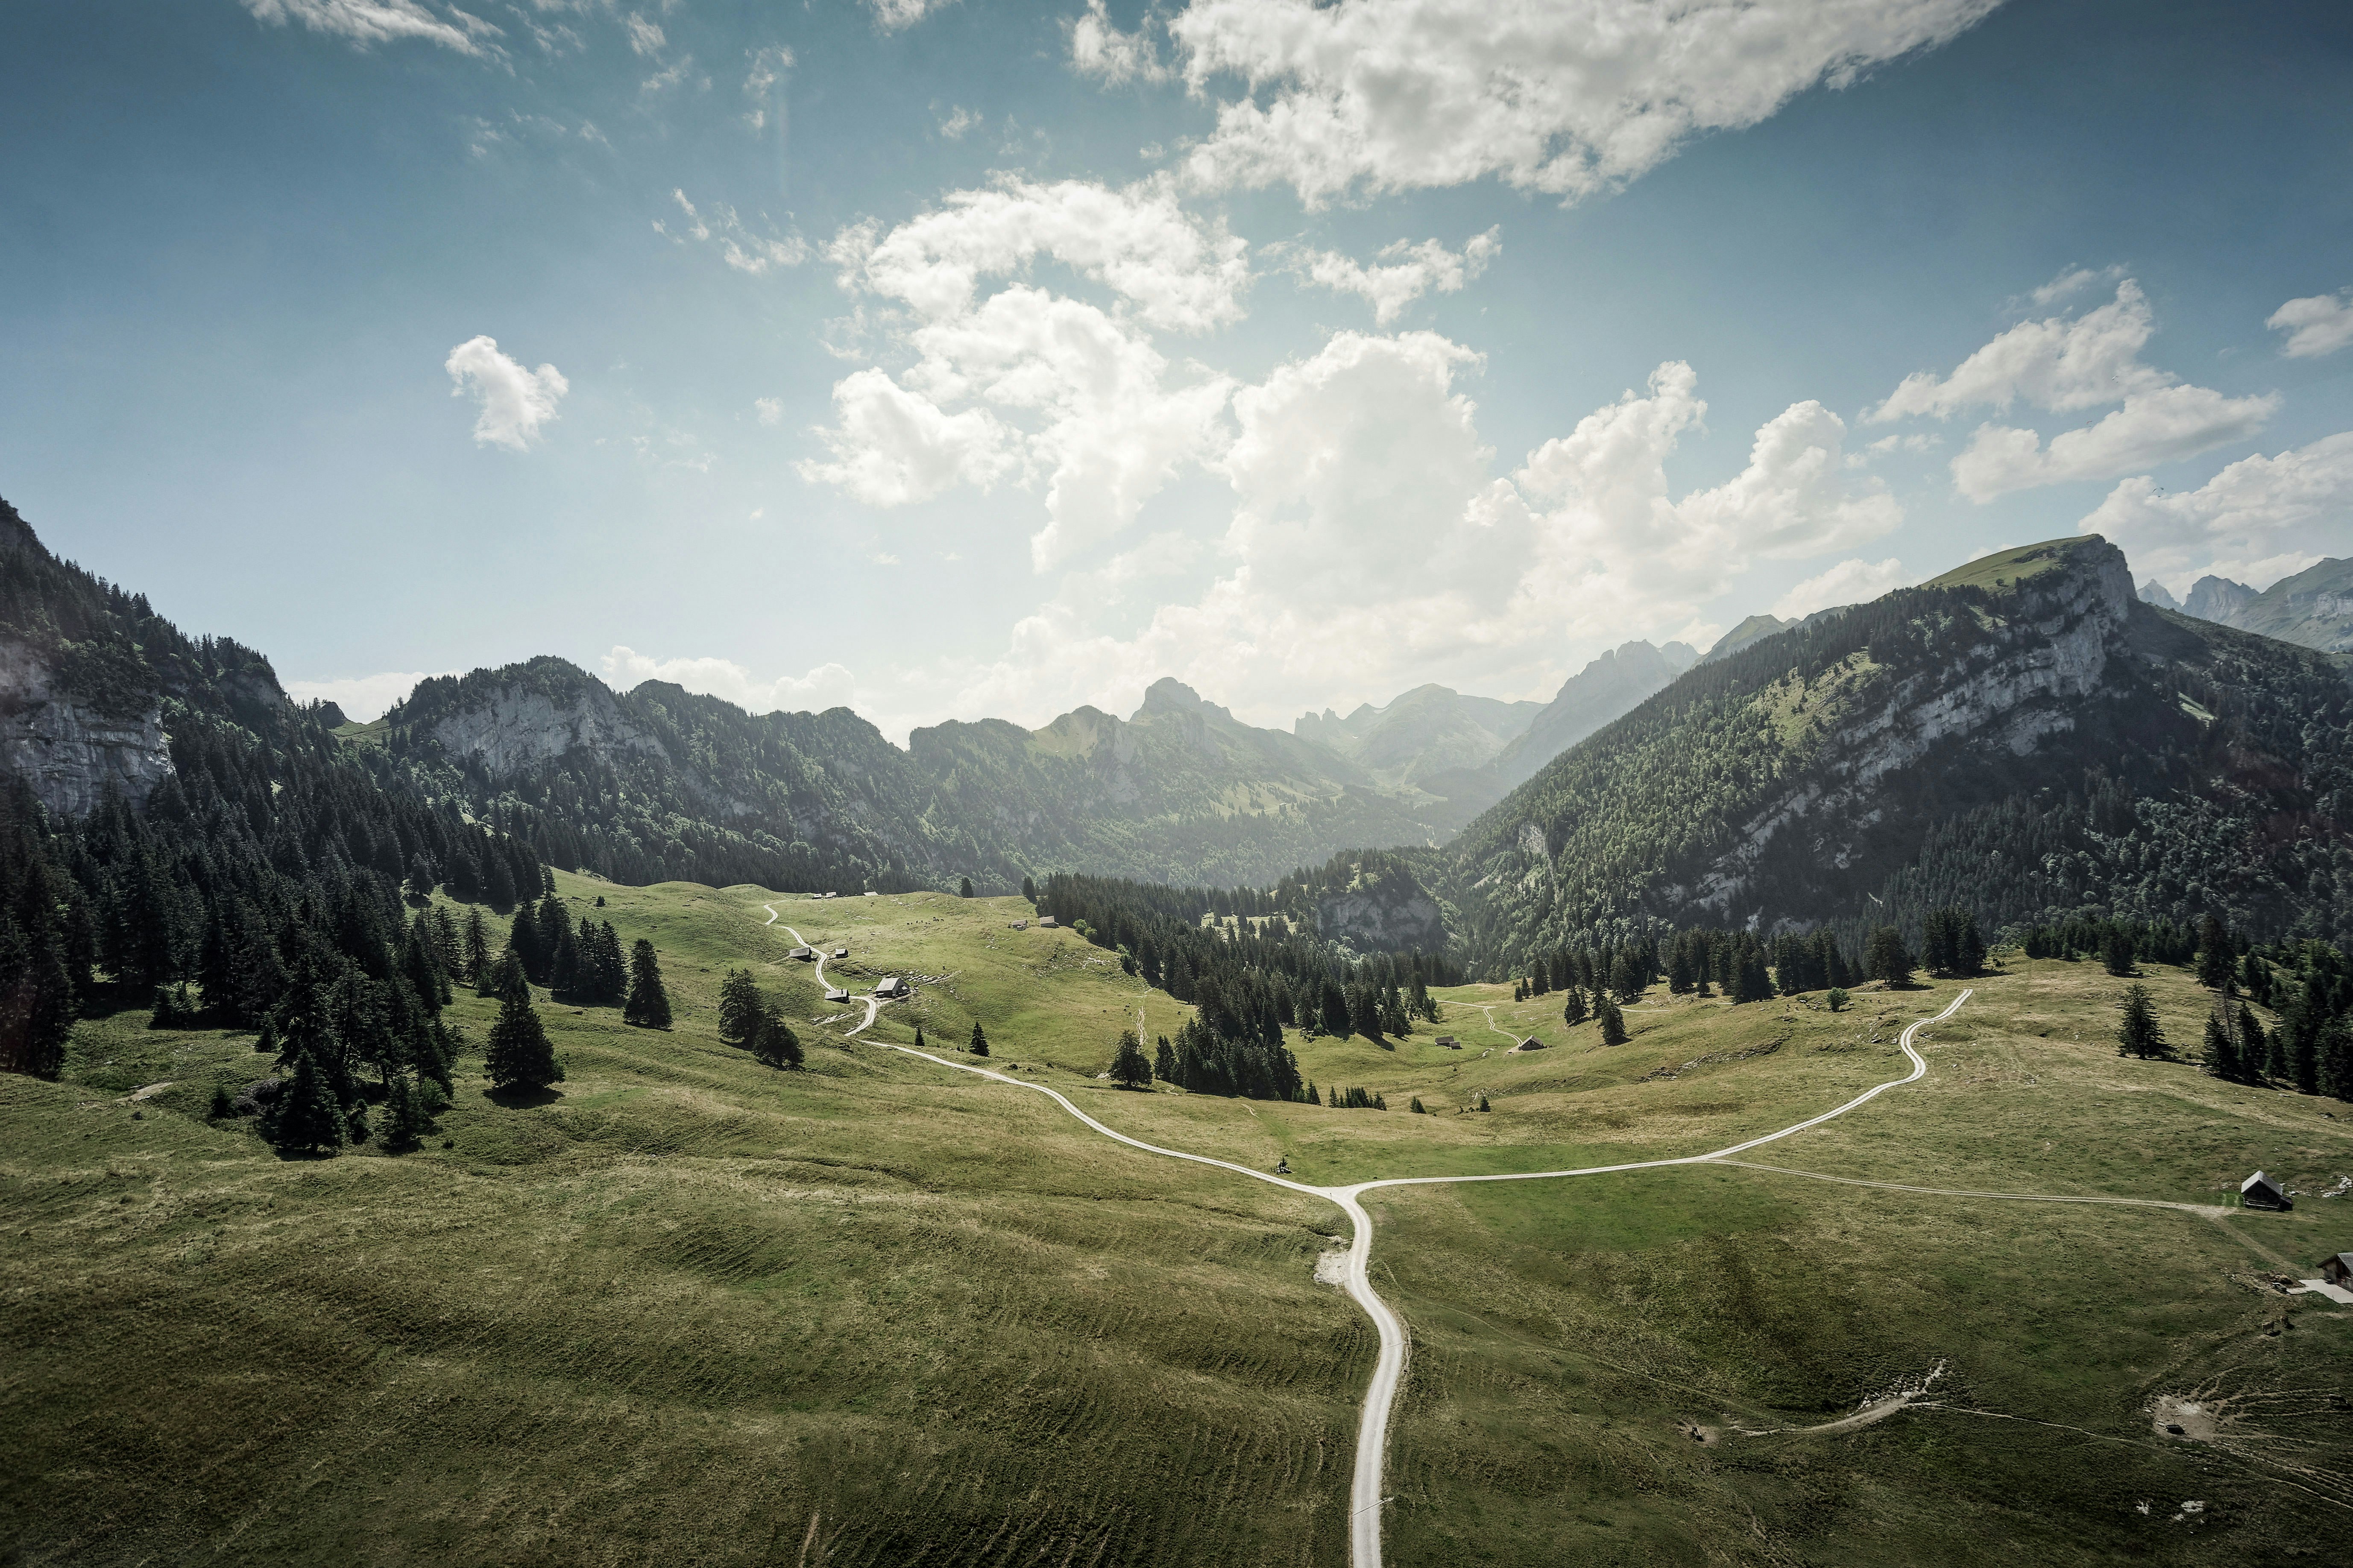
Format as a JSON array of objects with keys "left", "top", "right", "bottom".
[
  {"left": 2242, "top": 1171, "right": 2293, "bottom": 1211},
  {"left": 833, "top": 946, "right": 849, "bottom": 958},
  {"left": 1010, "top": 920, "right": 1027, "bottom": 930},
  {"left": 1038, "top": 916, "right": 1058, "bottom": 927},
  {"left": 872, "top": 976, "right": 910, "bottom": 998},
  {"left": 2324, "top": 1253, "right": 2353, "bottom": 1289},
  {"left": 788, "top": 947, "right": 814, "bottom": 960},
  {"left": 1435, "top": 1035, "right": 1459, "bottom": 1049},
  {"left": 823, "top": 987, "right": 850, "bottom": 1003}
]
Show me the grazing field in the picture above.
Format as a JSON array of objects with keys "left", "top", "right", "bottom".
[{"left": 6, "top": 875, "right": 2350, "bottom": 1565}]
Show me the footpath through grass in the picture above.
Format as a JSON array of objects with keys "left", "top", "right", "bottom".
[{"left": 6, "top": 879, "right": 2350, "bottom": 1565}]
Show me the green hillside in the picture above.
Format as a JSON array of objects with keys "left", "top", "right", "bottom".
[{"left": 7, "top": 875, "right": 2351, "bottom": 1564}]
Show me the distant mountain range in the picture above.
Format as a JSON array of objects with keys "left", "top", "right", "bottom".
[
  {"left": 2139, "top": 558, "right": 2353, "bottom": 653},
  {"left": 6, "top": 495, "right": 2346, "bottom": 965}
]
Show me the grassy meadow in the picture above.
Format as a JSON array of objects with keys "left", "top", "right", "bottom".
[{"left": 5, "top": 875, "right": 2350, "bottom": 1565}]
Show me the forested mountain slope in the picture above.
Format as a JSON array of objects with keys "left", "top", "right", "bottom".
[
  {"left": 1294, "top": 683, "right": 1542, "bottom": 785},
  {"left": 1443, "top": 536, "right": 2353, "bottom": 969}
]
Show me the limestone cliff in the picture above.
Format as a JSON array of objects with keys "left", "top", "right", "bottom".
[{"left": 0, "top": 639, "right": 173, "bottom": 816}]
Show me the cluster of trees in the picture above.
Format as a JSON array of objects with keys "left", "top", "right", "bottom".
[
  {"left": 718, "top": 969, "right": 802, "bottom": 1068},
  {"left": 1317, "top": 1085, "right": 1386, "bottom": 1109},
  {"left": 1516, "top": 936, "right": 1658, "bottom": 1003},
  {"left": 2195, "top": 935, "right": 2353, "bottom": 1095},
  {"left": 495, "top": 892, "right": 631, "bottom": 1005},
  {"left": 1150, "top": 1016, "right": 1304, "bottom": 1100}
]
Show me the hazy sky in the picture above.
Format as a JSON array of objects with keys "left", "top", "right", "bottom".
[{"left": 5, "top": 0, "right": 2350, "bottom": 737}]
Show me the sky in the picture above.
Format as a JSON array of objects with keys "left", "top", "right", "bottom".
[{"left": 3, "top": 0, "right": 2350, "bottom": 739}]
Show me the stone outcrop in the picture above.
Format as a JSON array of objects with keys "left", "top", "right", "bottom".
[
  {"left": 427, "top": 682, "right": 666, "bottom": 775},
  {"left": 0, "top": 640, "right": 173, "bottom": 816}
]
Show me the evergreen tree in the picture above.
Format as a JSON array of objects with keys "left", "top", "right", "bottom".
[
  {"left": 508, "top": 904, "right": 543, "bottom": 985},
  {"left": 1597, "top": 992, "right": 1628, "bottom": 1046},
  {"left": 2318, "top": 1017, "right": 2353, "bottom": 1102},
  {"left": 1155, "top": 1036, "right": 1178, "bottom": 1082},
  {"left": 1560, "top": 987, "right": 1588, "bottom": 1027},
  {"left": 914, "top": 1025, "right": 927, "bottom": 1050},
  {"left": 1609, "top": 952, "right": 1641, "bottom": 1003},
  {"left": 968, "top": 1019, "right": 989, "bottom": 1056},
  {"left": 960, "top": 876, "right": 973, "bottom": 898},
  {"left": 2238, "top": 1003, "right": 2269, "bottom": 1081},
  {"left": 1826, "top": 986, "right": 1849, "bottom": 1012},
  {"left": 380, "top": 1075, "right": 435, "bottom": 1152},
  {"left": 266, "top": 1044, "right": 346, "bottom": 1154},
  {"left": 2116, "top": 983, "right": 2168, "bottom": 1059},
  {"left": 2195, "top": 916, "right": 2233, "bottom": 989},
  {"left": 549, "top": 918, "right": 581, "bottom": 997},
  {"left": 2201, "top": 1006, "right": 2238, "bottom": 1082},
  {"left": 1865, "top": 927, "right": 1914, "bottom": 986},
  {"left": 1022, "top": 875, "right": 1037, "bottom": 902},
  {"left": 461, "top": 907, "right": 490, "bottom": 982},
  {"left": 623, "top": 939, "right": 672, "bottom": 1028},
  {"left": 717, "top": 968, "right": 762, "bottom": 1044},
  {"left": 483, "top": 850, "right": 516, "bottom": 912},
  {"left": 750, "top": 1002, "right": 803, "bottom": 1070},
  {"left": 1109, "top": 1028, "right": 1152, "bottom": 1089},
  {"left": 485, "top": 966, "right": 561, "bottom": 1090},
  {"left": 2101, "top": 928, "right": 2137, "bottom": 978}
]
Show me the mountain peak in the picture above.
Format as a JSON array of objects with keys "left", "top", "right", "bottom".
[{"left": 1135, "top": 676, "right": 1235, "bottom": 723}]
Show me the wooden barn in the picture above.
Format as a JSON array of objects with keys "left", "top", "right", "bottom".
[
  {"left": 2242, "top": 1170, "right": 2293, "bottom": 1211},
  {"left": 872, "top": 976, "right": 910, "bottom": 998},
  {"left": 2323, "top": 1253, "right": 2353, "bottom": 1289}
]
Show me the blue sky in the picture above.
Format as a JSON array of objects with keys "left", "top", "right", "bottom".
[{"left": 4, "top": 0, "right": 2349, "bottom": 736}]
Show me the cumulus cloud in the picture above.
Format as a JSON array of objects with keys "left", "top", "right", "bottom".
[
  {"left": 1157, "top": 0, "right": 1999, "bottom": 205},
  {"left": 1771, "top": 557, "right": 1907, "bottom": 619},
  {"left": 283, "top": 670, "right": 455, "bottom": 723},
  {"left": 1949, "top": 385, "right": 2279, "bottom": 502},
  {"left": 658, "top": 189, "right": 809, "bottom": 274},
  {"left": 918, "top": 349, "right": 1898, "bottom": 734},
  {"left": 2025, "top": 263, "right": 2123, "bottom": 309},
  {"left": 938, "top": 105, "right": 981, "bottom": 139},
  {"left": 867, "top": 0, "right": 953, "bottom": 32},
  {"left": 444, "top": 336, "right": 568, "bottom": 450},
  {"left": 2081, "top": 429, "right": 2353, "bottom": 588},
  {"left": 602, "top": 647, "right": 860, "bottom": 715},
  {"left": 241, "top": 0, "right": 500, "bottom": 56},
  {"left": 2268, "top": 289, "right": 2353, "bottom": 359},
  {"left": 1869, "top": 279, "right": 2172, "bottom": 421},
  {"left": 1070, "top": 0, "right": 1169, "bottom": 85},
  {"left": 1292, "top": 228, "right": 1500, "bottom": 324},
  {"left": 802, "top": 178, "right": 1249, "bottom": 568},
  {"left": 623, "top": 11, "right": 663, "bottom": 55},
  {"left": 755, "top": 397, "right": 784, "bottom": 426}
]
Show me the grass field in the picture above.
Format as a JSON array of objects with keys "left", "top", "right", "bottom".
[{"left": 6, "top": 875, "right": 2350, "bottom": 1565}]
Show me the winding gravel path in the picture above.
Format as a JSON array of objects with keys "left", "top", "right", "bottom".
[{"left": 755, "top": 896, "right": 1989, "bottom": 1568}]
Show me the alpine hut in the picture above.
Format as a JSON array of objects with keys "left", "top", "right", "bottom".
[{"left": 2242, "top": 1170, "right": 2293, "bottom": 1211}]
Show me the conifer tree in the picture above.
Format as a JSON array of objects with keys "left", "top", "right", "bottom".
[
  {"left": 2238, "top": 1003, "right": 2268, "bottom": 1080},
  {"left": 485, "top": 966, "right": 561, "bottom": 1090},
  {"left": 266, "top": 1044, "right": 346, "bottom": 1153},
  {"left": 2115, "top": 983, "right": 2167, "bottom": 1059},
  {"left": 750, "top": 1002, "right": 802, "bottom": 1069},
  {"left": 2101, "top": 928, "right": 2137, "bottom": 978},
  {"left": 1609, "top": 952, "right": 1641, "bottom": 1003},
  {"left": 1156, "top": 1036, "right": 1178, "bottom": 1083},
  {"left": 960, "top": 877, "right": 973, "bottom": 898},
  {"left": 2318, "top": 1017, "right": 2353, "bottom": 1102},
  {"left": 2201, "top": 1006, "right": 2237, "bottom": 1082},
  {"left": 1561, "top": 987, "right": 1588, "bottom": 1027},
  {"left": 1022, "top": 875, "right": 1037, "bottom": 902},
  {"left": 968, "top": 1019, "right": 989, "bottom": 1056},
  {"left": 461, "top": 907, "right": 490, "bottom": 982},
  {"left": 1865, "top": 927, "right": 1913, "bottom": 987},
  {"left": 717, "top": 968, "right": 762, "bottom": 1044},
  {"left": 623, "top": 939, "right": 671, "bottom": 1028},
  {"left": 1109, "top": 1028, "right": 1152, "bottom": 1089},
  {"left": 914, "top": 1024, "right": 927, "bottom": 1050},
  {"left": 549, "top": 919, "right": 581, "bottom": 997},
  {"left": 1597, "top": 992, "right": 1628, "bottom": 1046}
]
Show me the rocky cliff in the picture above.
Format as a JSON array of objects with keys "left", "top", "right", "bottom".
[{"left": 0, "top": 639, "right": 173, "bottom": 816}]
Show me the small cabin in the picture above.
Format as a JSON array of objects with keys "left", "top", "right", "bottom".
[
  {"left": 788, "top": 947, "right": 814, "bottom": 960},
  {"left": 1435, "top": 1035, "right": 1459, "bottom": 1049},
  {"left": 1037, "top": 916, "right": 1058, "bottom": 928},
  {"left": 872, "top": 976, "right": 910, "bottom": 998},
  {"left": 1010, "top": 920, "right": 1027, "bottom": 930},
  {"left": 1519, "top": 1037, "right": 1546, "bottom": 1051},
  {"left": 833, "top": 947, "right": 849, "bottom": 959},
  {"left": 823, "top": 987, "right": 850, "bottom": 1003},
  {"left": 2323, "top": 1253, "right": 2353, "bottom": 1289},
  {"left": 2242, "top": 1170, "right": 2293, "bottom": 1211}
]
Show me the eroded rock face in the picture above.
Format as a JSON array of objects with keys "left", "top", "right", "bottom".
[
  {"left": 1318, "top": 861, "right": 1446, "bottom": 954},
  {"left": 428, "top": 683, "right": 665, "bottom": 775},
  {"left": 0, "top": 640, "right": 173, "bottom": 816}
]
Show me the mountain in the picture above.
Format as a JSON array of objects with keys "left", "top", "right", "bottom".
[
  {"left": 1697, "top": 613, "right": 1790, "bottom": 664},
  {"left": 1442, "top": 535, "right": 2353, "bottom": 968},
  {"left": 1295, "top": 684, "right": 1543, "bottom": 784},
  {"left": 2138, "top": 578, "right": 2180, "bottom": 610},
  {"left": 2172, "top": 558, "right": 2353, "bottom": 654},
  {"left": 1489, "top": 640, "right": 1698, "bottom": 790}
]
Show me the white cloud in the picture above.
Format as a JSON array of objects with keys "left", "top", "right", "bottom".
[
  {"left": 623, "top": 12, "right": 663, "bottom": 55},
  {"left": 2268, "top": 289, "right": 2353, "bottom": 360},
  {"left": 284, "top": 670, "right": 455, "bottom": 723},
  {"left": 2026, "top": 263, "right": 2123, "bottom": 308},
  {"left": 241, "top": 0, "right": 500, "bottom": 56},
  {"left": 444, "top": 336, "right": 568, "bottom": 450},
  {"left": 938, "top": 106, "right": 980, "bottom": 139},
  {"left": 1070, "top": 0, "right": 1169, "bottom": 85},
  {"left": 804, "top": 179, "right": 1249, "bottom": 568},
  {"left": 867, "top": 0, "right": 953, "bottom": 32},
  {"left": 2082, "top": 429, "right": 2353, "bottom": 588},
  {"left": 918, "top": 349, "right": 1898, "bottom": 735},
  {"left": 601, "top": 647, "right": 861, "bottom": 715},
  {"left": 662, "top": 188, "right": 809, "bottom": 274},
  {"left": 1772, "top": 557, "right": 1907, "bottom": 619},
  {"left": 1869, "top": 279, "right": 2172, "bottom": 421},
  {"left": 755, "top": 397, "right": 784, "bottom": 426},
  {"left": 1292, "top": 228, "right": 1500, "bottom": 324},
  {"left": 795, "top": 367, "right": 1020, "bottom": 505},
  {"left": 745, "top": 44, "right": 792, "bottom": 94},
  {"left": 1162, "top": 0, "right": 2000, "bottom": 205},
  {"left": 1950, "top": 385, "right": 2279, "bottom": 502}
]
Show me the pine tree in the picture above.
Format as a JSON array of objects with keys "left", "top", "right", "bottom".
[
  {"left": 1865, "top": 927, "right": 1913, "bottom": 987},
  {"left": 1597, "top": 992, "right": 1628, "bottom": 1046},
  {"left": 485, "top": 965, "right": 561, "bottom": 1090},
  {"left": 461, "top": 907, "right": 490, "bottom": 982},
  {"left": 1561, "top": 987, "right": 1588, "bottom": 1027},
  {"left": 1022, "top": 875, "right": 1037, "bottom": 902},
  {"left": 508, "top": 905, "right": 543, "bottom": 985},
  {"left": 914, "top": 1024, "right": 927, "bottom": 1050},
  {"left": 1609, "top": 952, "right": 1641, "bottom": 1003},
  {"left": 381, "top": 1075, "right": 432, "bottom": 1152},
  {"left": 1109, "top": 1028, "right": 1152, "bottom": 1089},
  {"left": 2116, "top": 983, "right": 2167, "bottom": 1059},
  {"left": 266, "top": 1044, "right": 346, "bottom": 1153},
  {"left": 968, "top": 1019, "right": 989, "bottom": 1056},
  {"left": 2201, "top": 1006, "right": 2237, "bottom": 1082},
  {"left": 2318, "top": 1017, "right": 2353, "bottom": 1102},
  {"left": 2238, "top": 1003, "right": 2268, "bottom": 1081},
  {"left": 1156, "top": 1036, "right": 1178, "bottom": 1083},
  {"left": 2102, "top": 928, "right": 2137, "bottom": 978},
  {"left": 2195, "top": 917, "right": 2234, "bottom": 989},
  {"left": 623, "top": 939, "right": 671, "bottom": 1028},
  {"left": 717, "top": 968, "right": 762, "bottom": 1044},
  {"left": 750, "top": 1002, "right": 803, "bottom": 1070},
  {"left": 960, "top": 877, "right": 973, "bottom": 898},
  {"left": 549, "top": 918, "right": 581, "bottom": 997}
]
